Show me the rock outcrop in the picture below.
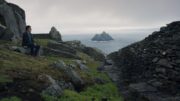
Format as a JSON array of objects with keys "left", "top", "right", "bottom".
[
  {"left": 65, "top": 40, "right": 105, "bottom": 61},
  {"left": 108, "top": 21, "right": 180, "bottom": 101},
  {"left": 92, "top": 31, "right": 114, "bottom": 41},
  {"left": 49, "top": 27, "right": 62, "bottom": 41},
  {"left": 52, "top": 60, "right": 84, "bottom": 91},
  {"left": 33, "top": 27, "right": 62, "bottom": 41},
  {"left": 0, "top": 0, "right": 26, "bottom": 41}
]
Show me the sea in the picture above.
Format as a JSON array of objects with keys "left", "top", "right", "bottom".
[{"left": 62, "top": 29, "right": 157, "bottom": 55}]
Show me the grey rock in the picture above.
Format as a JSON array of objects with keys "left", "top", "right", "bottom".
[
  {"left": 108, "top": 21, "right": 180, "bottom": 101},
  {"left": 129, "top": 83, "right": 157, "bottom": 92},
  {"left": 152, "top": 57, "right": 159, "bottom": 63},
  {"left": 42, "top": 75, "right": 63, "bottom": 96},
  {"left": 157, "top": 59, "right": 173, "bottom": 68},
  {"left": 52, "top": 60, "right": 67, "bottom": 70},
  {"left": 9, "top": 46, "right": 30, "bottom": 54},
  {"left": 49, "top": 27, "right": 62, "bottom": 41},
  {"left": 155, "top": 67, "right": 166, "bottom": 74},
  {"left": 75, "top": 60, "right": 89, "bottom": 71},
  {"left": 43, "top": 47, "right": 80, "bottom": 59},
  {"left": 47, "top": 40, "right": 77, "bottom": 54},
  {"left": 52, "top": 60, "right": 84, "bottom": 88},
  {"left": 0, "top": 1, "right": 26, "bottom": 41},
  {"left": 57, "top": 80, "right": 74, "bottom": 90}
]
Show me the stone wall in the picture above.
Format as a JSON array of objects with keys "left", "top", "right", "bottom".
[{"left": 108, "top": 21, "right": 180, "bottom": 101}]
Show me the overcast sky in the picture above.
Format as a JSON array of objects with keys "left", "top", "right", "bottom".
[{"left": 6, "top": 0, "right": 180, "bottom": 34}]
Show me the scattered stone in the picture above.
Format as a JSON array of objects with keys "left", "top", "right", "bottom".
[
  {"left": 42, "top": 75, "right": 63, "bottom": 96},
  {"left": 52, "top": 60, "right": 84, "bottom": 90},
  {"left": 157, "top": 59, "right": 173, "bottom": 68},
  {"left": 9, "top": 46, "right": 30, "bottom": 54},
  {"left": 75, "top": 60, "right": 89, "bottom": 71}
]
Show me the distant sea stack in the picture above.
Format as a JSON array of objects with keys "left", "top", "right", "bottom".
[{"left": 91, "top": 31, "right": 114, "bottom": 41}]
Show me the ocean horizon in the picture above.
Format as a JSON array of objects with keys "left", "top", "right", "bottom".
[{"left": 62, "top": 30, "right": 155, "bottom": 54}]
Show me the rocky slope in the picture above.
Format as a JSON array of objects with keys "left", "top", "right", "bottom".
[
  {"left": 0, "top": 1, "right": 122, "bottom": 101},
  {"left": 108, "top": 21, "right": 180, "bottom": 101}
]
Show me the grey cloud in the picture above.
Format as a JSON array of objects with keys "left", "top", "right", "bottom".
[{"left": 6, "top": 0, "right": 180, "bottom": 34}]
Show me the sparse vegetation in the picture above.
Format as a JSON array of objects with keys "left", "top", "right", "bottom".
[
  {"left": 0, "top": 39, "right": 123, "bottom": 101},
  {"left": 0, "top": 97, "right": 21, "bottom": 101}
]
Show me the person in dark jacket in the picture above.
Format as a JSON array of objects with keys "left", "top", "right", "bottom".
[{"left": 22, "top": 25, "right": 40, "bottom": 56}]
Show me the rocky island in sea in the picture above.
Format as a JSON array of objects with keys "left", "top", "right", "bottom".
[{"left": 91, "top": 31, "right": 114, "bottom": 41}]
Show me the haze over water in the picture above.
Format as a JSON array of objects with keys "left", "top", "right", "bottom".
[{"left": 63, "top": 29, "right": 156, "bottom": 54}]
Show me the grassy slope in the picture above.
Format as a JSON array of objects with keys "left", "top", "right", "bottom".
[{"left": 0, "top": 40, "right": 123, "bottom": 101}]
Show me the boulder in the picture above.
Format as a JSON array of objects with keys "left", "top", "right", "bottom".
[
  {"left": 42, "top": 75, "right": 63, "bottom": 96},
  {"left": 75, "top": 60, "right": 89, "bottom": 72},
  {"left": 43, "top": 47, "right": 80, "bottom": 59},
  {"left": 0, "top": 0, "right": 26, "bottom": 41},
  {"left": 47, "top": 40, "right": 77, "bottom": 54},
  {"left": 49, "top": 27, "right": 62, "bottom": 41},
  {"left": 9, "top": 46, "right": 30, "bottom": 54},
  {"left": 52, "top": 60, "right": 84, "bottom": 91}
]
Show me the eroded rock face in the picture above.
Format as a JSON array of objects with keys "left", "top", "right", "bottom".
[
  {"left": 0, "top": 0, "right": 26, "bottom": 41},
  {"left": 108, "top": 21, "right": 180, "bottom": 101},
  {"left": 49, "top": 27, "right": 62, "bottom": 41}
]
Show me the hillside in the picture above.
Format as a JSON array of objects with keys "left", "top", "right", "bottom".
[
  {"left": 0, "top": 39, "right": 123, "bottom": 101},
  {"left": 0, "top": 0, "right": 123, "bottom": 101}
]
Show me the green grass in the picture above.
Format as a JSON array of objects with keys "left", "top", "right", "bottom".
[
  {"left": 35, "top": 39, "right": 50, "bottom": 47},
  {"left": 80, "top": 83, "right": 122, "bottom": 101},
  {"left": 42, "top": 83, "right": 123, "bottom": 101},
  {"left": 0, "top": 96, "right": 21, "bottom": 101},
  {"left": 0, "top": 74, "right": 12, "bottom": 83},
  {"left": 0, "top": 40, "right": 123, "bottom": 101}
]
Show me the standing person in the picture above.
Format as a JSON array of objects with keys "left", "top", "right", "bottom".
[{"left": 22, "top": 25, "right": 40, "bottom": 56}]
